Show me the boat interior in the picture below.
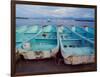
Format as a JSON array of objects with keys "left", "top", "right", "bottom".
[{"left": 59, "top": 26, "right": 94, "bottom": 57}]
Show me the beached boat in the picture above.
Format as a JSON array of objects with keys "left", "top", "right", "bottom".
[
  {"left": 17, "top": 25, "right": 59, "bottom": 59},
  {"left": 59, "top": 26, "right": 95, "bottom": 65}
]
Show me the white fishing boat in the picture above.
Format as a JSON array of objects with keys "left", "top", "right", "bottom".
[{"left": 59, "top": 26, "right": 95, "bottom": 65}]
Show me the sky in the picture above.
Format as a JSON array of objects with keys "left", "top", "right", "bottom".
[{"left": 16, "top": 4, "right": 95, "bottom": 18}]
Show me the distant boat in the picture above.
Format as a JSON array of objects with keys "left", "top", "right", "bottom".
[
  {"left": 47, "top": 19, "right": 51, "bottom": 22},
  {"left": 17, "top": 25, "right": 59, "bottom": 59},
  {"left": 59, "top": 26, "right": 95, "bottom": 65}
]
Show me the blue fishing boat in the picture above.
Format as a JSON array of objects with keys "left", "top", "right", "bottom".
[
  {"left": 17, "top": 25, "right": 59, "bottom": 59},
  {"left": 59, "top": 26, "right": 95, "bottom": 65}
]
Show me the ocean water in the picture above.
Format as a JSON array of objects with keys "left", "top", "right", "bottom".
[{"left": 16, "top": 18, "right": 95, "bottom": 27}]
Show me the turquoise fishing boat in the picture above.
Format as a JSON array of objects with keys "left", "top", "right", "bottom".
[
  {"left": 17, "top": 25, "right": 59, "bottom": 59},
  {"left": 59, "top": 26, "right": 95, "bottom": 65}
]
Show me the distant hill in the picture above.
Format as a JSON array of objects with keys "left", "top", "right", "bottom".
[
  {"left": 74, "top": 17, "right": 94, "bottom": 22},
  {"left": 16, "top": 17, "right": 29, "bottom": 19},
  {"left": 16, "top": 17, "right": 94, "bottom": 22}
]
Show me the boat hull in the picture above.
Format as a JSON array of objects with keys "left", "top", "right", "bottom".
[
  {"left": 59, "top": 26, "right": 95, "bottom": 65},
  {"left": 16, "top": 25, "right": 59, "bottom": 60},
  {"left": 17, "top": 45, "right": 59, "bottom": 59},
  {"left": 64, "top": 55, "right": 95, "bottom": 65}
]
